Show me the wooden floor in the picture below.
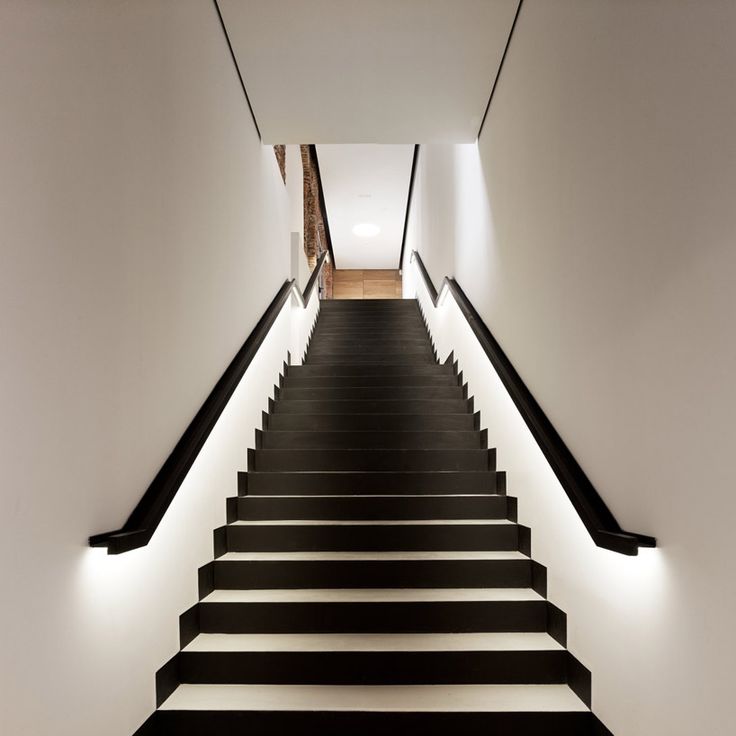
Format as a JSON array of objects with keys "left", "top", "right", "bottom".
[{"left": 333, "top": 269, "right": 402, "bottom": 299}]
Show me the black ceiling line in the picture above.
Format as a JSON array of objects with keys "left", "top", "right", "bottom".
[
  {"left": 309, "top": 145, "right": 337, "bottom": 269},
  {"left": 398, "top": 144, "right": 420, "bottom": 271},
  {"left": 212, "top": 0, "right": 262, "bottom": 141},
  {"left": 477, "top": 0, "right": 524, "bottom": 139}
]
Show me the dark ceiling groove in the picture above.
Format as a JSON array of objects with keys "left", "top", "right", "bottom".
[
  {"left": 398, "top": 144, "right": 420, "bottom": 270},
  {"left": 213, "top": 0, "right": 262, "bottom": 141},
  {"left": 477, "top": 0, "right": 524, "bottom": 140}
]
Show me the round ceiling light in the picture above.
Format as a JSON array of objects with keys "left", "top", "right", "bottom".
[{"left": 352, "top": 223, "right": 381, "bottom": 238}]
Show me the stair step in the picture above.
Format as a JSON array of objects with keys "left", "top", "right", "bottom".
[
  {"left": 321, "top": 299, "right": 414, "bottom": 307},
  {"left": 265, "top": 413, "right": 477, "bottom": 431},
  {"left": 285, "top": 364, "right": 453, "bottom": 376},
  {"left": 219, "top": 551, "right": 528, "bottom": 560},
  {"left": 306, "top": 350, "right": 436, "bottom": 360},
  {"left": 315, "top": 312, "right": 425, "bottom": 321},
  {"left": 147, "top": 706, "right": 594, "bottom": 736},
  {"left": 308, "top": 335, "right": 432, "bottom": 345},
  {"left": 278, "top": 386, "right": 461, "bottom": 401},
  {"left": 311, "top": 329, "right": 430, "bottom": 339},
  {"left": 176, "top": 648, "right": 571, "bottom": 685},
  {"left": 258, "top": 430, "right": 483, "bottom": 449},
  {"left": 321, "top": 298, "right": 413, "bottom": 305},
  {"left": 313, "top": 322, "right": 427, "bottom": 332},
  {"left": 249, "top": 449, "right": 492, "bottom": 472},
  {"left": 222, "top": 520, "right": 520, "bottom": 552},
  {"left": 198, "top": 588, "right": 550, "bottom": 633},
  {"left": 243, "top": 470, "right": 501, "bottom": 494},
  {"left": 281, "top": 375, "right": 457, "bottom": 388},
  {"left": 235, "top": 494, "right": 510, "bottom": 520},
  {"left": 310, "top": 332, "right": 430, "bottom": 342},
  {"left": 308, "top": 341, "right": 433, "bottom": 351},
  {"left": 272, "top": 399, "right": 472, "bottom": 414},
  {"left": 307, "top": 344, "right": 433, "bottom": 355},
  {"left": 305, "top": 354, "right": 437, "bottom": 365},
  {"left": 209, "top": 556, "right": 539, "bottom": 589}
]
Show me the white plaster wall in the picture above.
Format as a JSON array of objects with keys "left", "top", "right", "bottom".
[
  {"left": 0, "top": 2, "right": 315, "bottom": 734},
  {"left": 403, "top": 2, "right": 736, "bottom": 734}
]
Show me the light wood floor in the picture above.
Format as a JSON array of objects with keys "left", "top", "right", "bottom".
[{"left": 333, "top": 269, "right": 402, "bottom": 299}]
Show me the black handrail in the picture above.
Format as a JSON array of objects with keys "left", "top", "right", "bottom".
[
  {"left": 410, "top": 250, "right": 655, "bottom": 556},
  {"left": 90, "top": 252, "right": 329, "bottom": 554}
]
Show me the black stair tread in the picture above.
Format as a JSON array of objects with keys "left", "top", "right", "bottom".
[
  {"left": 306, "top": 349, "right": 436, "bottom": 358},
  {"left": 308, "top": 333, "right": 432, "bottom": 341},
  {"left": 234, "top": 494, "right": 511, "bottom": 520},
  {"left": 217, "top": 550, "right": 528, "bottom": 560},
  {"left": 223, "top": 521, "right": 521, "bottom": 552},
  {"left": 258, "top": 430, "right": 483, "bottom": 449},
  {"left": 209, "top": 557, "right": 539, "bottom": 590},
  {"left": 308, "top": 342, "right": 432, "bottom": 350},
  {"left": 281, "top": 377, "right": 459, "bottom": 388},
  {"left": 311, "top": 329, "right": 430, "bottom": 337},
  {"left": 272, "top": 399, "right": 472, "bottom": 414},
  {"left": 143, "top": 710, "right": 597, "bottom": 736},
  {"left": 265, "top": 414, "right": 478, "bottom": 430},
  {"left": 252, "top": 448, "right": 487, "bottom": 457},
  {"left": 310, "top": 332, "right": 431, "bottom": 340},
  {"left": 249, "top": 448, "right": 492, "bottom": 472},
  {"left": 321, "top": 298, "right": 414, "bottom": 304},
  {"left": 276, "top": 387, "right": 461, "bottom": 400},
  {"left": 316, "top": 308, "right": 422, "bottom": 314},
  {"left": 176, "top": 650, "right": 572, "bottom": 685},
  {"left": 144, "top": 710, "right": 596, "bottom": 736},
  {"left": 305, "top": 355, "right": 438, "bottom": 364},
  {"left": 196, "top": 599, "right": 552, "bottom": 634},
  {"left": 229, "top": 519, "right": 514, "bottom": 525},
  {"left": 243, "top": 470, "right": 501, "bottom": 494},
  {"left": 313, "top": 322, "right": 427, "bottom": 330},
  {"left": 285, "top": 364, "right": 453, "bottom": 375},
  {"left": 307, "top": 342, "right": 433, "bottom": 351}
]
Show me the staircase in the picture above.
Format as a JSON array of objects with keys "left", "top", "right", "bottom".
[{"left": 140, "top": 299, "right": 609, "bottom": 735}]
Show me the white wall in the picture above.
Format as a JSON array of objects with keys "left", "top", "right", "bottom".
[
  {"left": 403, "top": 1, "right": 736, "bottom": 734},
  {"left": 0, "top": 2, "right": 314, "bottom": 734}
]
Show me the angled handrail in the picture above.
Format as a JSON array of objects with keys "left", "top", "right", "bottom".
[
  {"left": 90, "top": 252, "right": 328, "bottom": 554},
  {"left": 410, "top": 250, "right": 655, "bottom": 556}
]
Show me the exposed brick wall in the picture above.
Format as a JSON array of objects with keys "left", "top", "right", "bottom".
[
  {"left": 273, "top": 145, "right": 286, "bottom": 184},
  {"left": 300, "top": 145, "right": 333, "bottom": 298}
]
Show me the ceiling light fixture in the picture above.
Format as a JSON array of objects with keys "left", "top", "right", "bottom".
[{"left": 352, "top": 223, "right": 381, "bottom": 238}]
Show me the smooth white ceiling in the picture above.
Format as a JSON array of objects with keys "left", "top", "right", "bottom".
[
  {"left": 219, "top": 0, "right": 519, "bottom": 143},
  {"left": 318, "top": 144, "right": 414, "bottom": 269}
]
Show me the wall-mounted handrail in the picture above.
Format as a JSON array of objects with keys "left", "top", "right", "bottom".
[
  {"left": 410, "top": 250, "right": 655, "bottom": 556},
  {"left": 90, "top": 252, "right": 329, "bottom": 554}
]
